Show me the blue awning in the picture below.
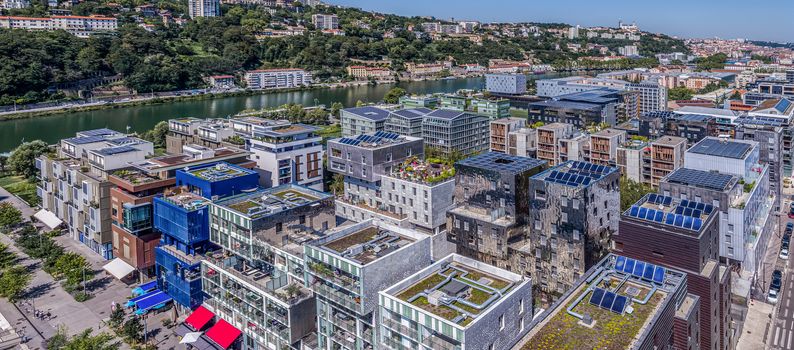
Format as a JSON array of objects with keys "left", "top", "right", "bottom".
[
  {"left": 132, "top": 281, "right": 158, "bottom": 296},
  {"left": 135, "top": 290, "right": 172, "bottom": 313},
  {"left": 126, "top": 289, "right": 161, "bottom": 308}
]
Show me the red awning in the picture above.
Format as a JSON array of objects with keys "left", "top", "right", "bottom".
[
  {"left": 205, "top": 319, "right": 242, "bottom": 349},
  {"left": 184, "top": 305, "right": 214, "bottom": 331}
]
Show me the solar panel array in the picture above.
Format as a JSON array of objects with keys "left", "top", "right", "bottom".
[
  {"left": 626, "top": 195, "right": 712, "bottom": 232},
  {"left": 689, "top": 138, "right": 752, "bottom": 159},
  {"left": 337, "top": 131, "right": 401, "bottom": 146},
  {"left": 614, "top": 256, "right": 666, "bottom": 285},
  {"left": 458, "top": 152, "right": 546, "bottom": 174},
  {"left": 589, "top": 287, "right": 629, "bottom": 314},
  {"left": 775, "top": 99, "right": 792, "bottom": 114},
  {"left": 545, "top": 161, "right": 612, "bottom": 187},
  {"left": 666, "top": 168, "right": 735, "bottom": 191}
]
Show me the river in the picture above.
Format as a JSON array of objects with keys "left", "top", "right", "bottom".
[{"left": 0, "top": 72, "right": 573, "bottom": 152}]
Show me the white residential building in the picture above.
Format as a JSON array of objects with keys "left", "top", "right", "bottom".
[
  {"left": 188, "top": 0, "right": 219, "bottom": 18},
  {"left": 1, "top": 0, "right": 29, "bottom": 9},
  {"left": 245, "top": 69, "right": 313, "bottom": 90},
  {"left": 380, "top": 159, "right": 455, "bottom": 234},
  {"left": 249, "top": 122, "right": 324, "bottom": 190},
  {"left": 312, "top": 13, "right": 338, "bottom": 30},
  {"left": 0, "top": 15, "right": 117, "bottom": 37}
]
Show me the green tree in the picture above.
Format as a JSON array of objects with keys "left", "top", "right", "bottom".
[
  {"left": 330, "top": 102, "right": 344, "bottom": 117},
  {"left": 0, "top": 243, "right": 17, "bottom": 269},
  {"left": 122, "top": 316, "right": 144, "bottom": 345},
  {"left": 108, "top": 306, "right": 126, "bottom": 330},
  {"left": 54, "top": 252, "right": 93, "bottom": 287},
  {"left": 0, "top": 265, "right": 32, "bottom": 302},
  {"left": 0, "top": 155, "right": 8, "bottom": 174},
  {"left": 383, "top": 87, "right": 407, "bottom": 104},
  {"left": 0, "top": 202, "right": 22, "bottom": 229},
  {"left": 620, "top": 177, "right": 655, "bottom": 211},
  {"left": 355, "top": 100, "right": 365, "bottom": 107},
  {"left": 8, "top": 140, "right": 49, "bottom": 179},
  {"left": 668, "top": 87, "right": 694, "bottom": 101},
  {"left": 47, "top": 328, "right": 117, "bottom": 350}
]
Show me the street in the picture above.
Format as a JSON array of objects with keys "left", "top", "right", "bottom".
[{"left": 766, "top": 190, "right": 794, "bottom": 350}]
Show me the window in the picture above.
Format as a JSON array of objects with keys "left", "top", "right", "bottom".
[
  {"left": 424, "top": 190, "right": 428, "bottom": 199},
  {"left": 519, "top": 298, "right": 524, "bottom": 314},
  {"left": 561, "top": 212, "right": 568, "bottom": 223},
  {"left": 463, "top": 221, "right": 469, "bottom": 231},
  {"left": 299, "top": 215, "right": 306, "bottom": 224},
  {"left": 362, "top": 156, "right": 367, "bottom": 165},
  {"left": 276, "top": 222, "right": 283, "bottom": 233},
  {"left": 728, "top": 224, "right": 734, "bottom": 232},
  {"left": 573, "top": 229, "right": 580, "bottom": 241},
  {"left": 425, "top": 215, "right": 429, "bottom": 223},
  {"left": 499, "top": 314, "right": 505, "bottom": 330},
  {"left": 413, "top": 187, "right": 417, "bottom": 196},
  {"left": 346, "top": 152, "right": 351, "bottom": 160}
]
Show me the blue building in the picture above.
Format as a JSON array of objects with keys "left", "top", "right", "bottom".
[{"left": 154, "top": 162, "right": 259, "bottom": 310}]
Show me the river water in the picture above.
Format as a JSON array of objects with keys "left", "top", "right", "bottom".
[{"left": 0, "top": 73, "right": 573, "bottom": 152}]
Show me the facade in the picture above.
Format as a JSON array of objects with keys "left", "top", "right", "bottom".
[
  {"left": 384, "top": 108, "right": 431, "bottom": 138},
  {"left": 649, "top": 136, "right": 687, "bottom": 187},
  {"left": 346, "top": 66, "right": 392, "bottom": 80},
  {"left": 536, "top": 76, "right": 667, "bottom": 115},
  {"left": 513, "top": 253, "right": 695, "bottom": 350},
  {"left": 312, "top": 14, "right": 338, "bottom": 30},
  {"left": 1, "top": 0, "right": 29, "bottom": 8},
  {"left": 340, "top": 106, "right": 391, "bottom": 137},
  {"left": 489, "top": 118, "right": 525, "bottom": 153},
  {"left": 244, "top": 69, "right": 312, "bottom": 90},
  {"left": 422, "top": 109, "right": 489, "bottom": 156},
  {"left": 447, "top": 152, "right": 546, "bottom": 270},
  {"left": 535, "top": 123, "right": 579, "bottom": 166},
  {"left": 37, "top": 129, "right": 154, "bottom": 260},
  {"left": 304, "top": 220, "right": 433, "bottom": 350},
  {"left": 616, "top": 194, "right": 732, "bottom": 350},
  {"left": 472, "top": 98, "right": 510, "bottom": 120},
  {"left": 527, "top": 90, "right": 622, "bottom": 127},
  {"left": 380, "top": 159, "right": 455, "bottom": 234},
  {"left": 208, "top": 75, "right": 235, "bottom": 89},
  {"left": 328, "top": 132, "right": 424, "bottom": 225},
  {"left": 187, "top": 0, "right": 220, "bottom": 18},
  {"left": 0, "top": 15, "right": 117, "bottom": 37},
  {"left": 380, "top": 254, "right": 533, "bottom": 350},
  {"left": 587, "top": 128, "right": 627, "bottom": 166},
  {"left": 399, "top": 95, "right": 439, "bottom": 109},
  {"left": 616, "top": 138, "right": 650, "bottom": 184},
  {"left": 485, "top": 73, "right": 527, "bottom": 95},
  {"left": 518, "top": 160, "right": 620, "bottom": 299},
  {"left": 665, "top": 113, "right": 718, "bottom": 144},
  {"left": 626, "top": 82, "right": 669, "bottom": 115},
  {"left": 203, "top": 184, "right": 335, "bottom": 350},
  {"left": 248, "top": 122, "right": 324, "bottom": 190}
]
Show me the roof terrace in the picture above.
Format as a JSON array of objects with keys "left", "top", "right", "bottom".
[
  {"left": 185, "top": 163, "right": 256, "bottom": 182},
  {"left": 130, "top": 146, "right": 249, "bottom": 172},
  {"left": 389, "top": 157, "right": 455, "bottom": 185},
  {"left": 519, "top": 254, "right": 684, "bottom": 350},
  {"left": 332, "top": 131, "right": 418, "bottom": 149},
  {"left": 391, "top": 261, "right": 515, "bottom": 327},
  {"left": 688, "top": 137, "right": 753, "bottom": 160},
  {"left": 161, "top": 190, "right": 211, "bottom": 211},
  {"left": 217, "top": 184, "right": 330, "bottom": 219},
  {"left": 319, "top": 225, "right": 416, "bottom": 265},
  {"left": 456, "top": 151, "right": 546, "bottom": 175},
  {"left": 624, "top": 194, "right": 714, "bottom": 233}
]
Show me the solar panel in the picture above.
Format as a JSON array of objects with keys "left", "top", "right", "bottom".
[
  {"left": 688, "top": 201, "right": 698, "bottom": 209},
  {"left": 654, "top": 210, "right": 664, "bottom": 222},
  {"left": 665, "top": 213, "right": 675, "bottom": 225},
  {"left": 675, "top": 206, "right": 684, "bottom": 214},
  {"left": 643, "top": 264, "right": 655, "bottom": 280},
  {"left": 683, "top": 208, "right": 693, "bottom": 216},
  {"left": 653, "top": 266, "right": 665, "bottom": 284},
  {"left": 611, "top": 295, "right": 628, "bottom": 314},
  {"left": 644, "top": 208, "right": 655, "bottom": 220},
  {"left": 638, "top": 207, "right": 647, "bottom": 219},
  {"left": 692, "top": 218, "right": 703, "bottom": 231},
  {"left": 674, "top": 215, "right": 684, "bottom": 227},
  {"left": 683, "top": 216, "right": 693, "bottom": 229},
  {"left": 692, "top": 209, "right": 702, "bottom": 218},
  {"left": 582, "top": 178, "right": 592, "bottom": 186},
  {"left": 633, "top": 261, "right": 645, "bottom": 277},
  {"left": 704, "top": 204, "right": 714, "bottom": 214},
  {"left": 696, "top": 202, "right": 705, "bottom": 211},
  {"left": 648, "top": 194, "right": 658, "bottom": 203},
  {"left": 590, "top": 288, "right": 606, "bottom": 306},
  {"left": 680, "top": 199, "right": 689, "bottom": 208},
  {"left": 601, "top": 291, "right": 616, "bottom": 309},
  {"left": 624, "top": 259, "right": 636, "bottom": 274},
  {"left": 663, "top": 197, "right": 672, "bottom": 206},
  {"left": 615, "top": 256, "right": 626, "bottom": 271},
  {"left": 629, "top": 206, "right": 639, "bottom": 217}
]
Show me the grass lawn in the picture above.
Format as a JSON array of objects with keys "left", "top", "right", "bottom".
[
  {"left": 397, "top": 273, "right": 447, "bottom": 301},
  {"left": 510, "top": 108, "right": 529, "bottom": 118},
  {"left": 318, "top": 124, "right": 341, "bottom": 143},
  {"left": 0, "top": 175, "right": 39, "bottom": 206}
]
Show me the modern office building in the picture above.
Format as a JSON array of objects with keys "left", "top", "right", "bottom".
[
  {"left": 340, "top": 106, "right": 391, "bottom": 137},
  {"left": 399, "top": 95, "right": 439, "bottom": 109},
  {"left": 384, "top": 108, "right": 432, "bottom": 138},
  {"left": 422, "top": 109, "right": 490, "bottom": 156},
  {"left": 380, "top": 158, "right": 455, "bottom": 234},
  {"left": 304, "top": 220, "right": 434, "bottom": 350},
  {"left": 248, "top": 122, "right": 324, "bottom": 190},
  {"left": 527, "top": 98, "right": 618, "bottom": 128},
  {"left": 485, "top": 73, "right": 527, "bottom": 95},
  {"left": 489, "top": 118, "right": 525, "bottom": 153},
  {"left": 513, "top": 254, "right": 696, "bottom": 350},
  {"left": 36, "top": 129, "right": 154, "bottom": 260},
  {"left": 617, "top": 194, "right": 732, "bottom": 350},
  {"left": 312, "top": 14, "right": 338, "bottom": 30},
  {"left": 516, "top": 160, "right": 620, "bottom": 299},
  {"left": 245, "top": 69, "right": 313, "bottom": 90},
  {"left": 536, "top": 77, "right": 667, "bottom": 115},
  {"left": 188, "top": 0, "right": 220, "bottom": 18},
  {"left": 447, "top": 152, "right": 546, "bottom": 270},
  {"left": 328, "top": 132, "right": 424, "bottom": 224},
  {"left": 626, "top": 82, "right": 669, "bottom": 114},
  {"left": 379, "top": 254, "right": 533, "bottom": 350}
]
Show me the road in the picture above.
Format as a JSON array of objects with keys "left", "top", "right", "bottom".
[{"left": 768, "top": 193, "right": 794, "bottom": 350}]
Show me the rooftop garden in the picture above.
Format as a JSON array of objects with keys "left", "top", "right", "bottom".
[
  {"left": 392, "top": 157, "right": 455, "bottom": 185},
  {"left": 111, "top": 169, "right": 160, "bottom": 185},
  {"left": 523, "top": 286, "right": 664, "bottom": 350},
  {"left": 223, "top": 135, "right": 246, "bottom": 145},
  {"left": 272, "top": 189, "right": 318, "bottom": 202},
  {"left": 189, "top": 166, "right": 245, "bottom": 180},
  {"left": 227, "top": 200, "right": 261, "bottom": 213},
  {"left": 324, "top": 226, "right": 380, "bottom": 253}
]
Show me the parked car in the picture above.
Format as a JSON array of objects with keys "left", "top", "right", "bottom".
[
  {"left": 781, "top": 242, "right": 790, "bottom": 260},
  {"left": 769, "top": 270, "right": 783, "bottom": 303},
  {"left": 789, "top": 203, "right": 794, "bottom": 218},
  {"left": 784, "top": 234, "right": 791, "bottom": 245},
  {"left": 769, "top": 288, "right": 779, "bottom": 303}
]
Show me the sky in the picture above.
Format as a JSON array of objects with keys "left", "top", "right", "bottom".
[{"left": 331, "top": 0, "right": 794, "bottom": 43}]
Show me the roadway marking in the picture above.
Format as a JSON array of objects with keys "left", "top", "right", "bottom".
[
  {"left": 775, "top": 326, "right": 781, "bottom": 345},
  {"left": 788, "top": 330, "right": 793, "bottom": 350}
]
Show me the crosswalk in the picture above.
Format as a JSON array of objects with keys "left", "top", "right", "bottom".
[{"left": 770, "top": 325, "right": 794, "bottom": 349}]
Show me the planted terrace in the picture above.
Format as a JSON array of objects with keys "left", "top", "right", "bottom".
[
  {"left": 395, "top": 263, "right": 513, "bottom": 327},
  {"left": 221, "top": 185, "right": 326, "bottom": 219},
  {"left": 390, "top": 157, "right": 455, "bottom": 185},
  {"left": 321, "top": 226, "right": 415, "bottom": 265}
]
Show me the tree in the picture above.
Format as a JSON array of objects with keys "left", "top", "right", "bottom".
[
  {"left": 54, "top": 252, "right": 93, "bottom": 287},
  {"left": 122, "top": 316, "right": 144, "bottom": 345},
  {"left": 0, "top": 265, "right": 32, "bottom": 302},
  {"left": 8, "top": 140, "right": 49, "bottom": 179},
  {"left": 330, "top": 102, "right": 344, "bottom": 117},
  {"left": 668, "top": 86, "right": 694, "bottom": 101},
  {"left": 383, "top": 87, "right": 407, "bottom": 104},
  {"left": 0, "top": 202, "right": 22, "bottom": 229},
  {"left": 0, "top": 155, "right": 8, "bottom": 174},
  {"left": 355, "top": 100, "right": 365, "bottom": 107},
  {"left": 619, "top": 177, "right": 655, "bottom": 211},
  {"left": 140, "top": 121, "right": 169, "bottom": 149},
  {"left": 46, "top": 328, "right": 117, "bottom": 350},
  {"left": 108, "top": 306, "right": 126, "bottom": 330},
  {"left": 0, "top": 243, "right": 17, "bottom": 269}
]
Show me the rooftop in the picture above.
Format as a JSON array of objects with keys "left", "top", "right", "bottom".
[
  {"left": 537, "top": 160, "right": 616, "bottom": 188},
  {"left": 528, "top": 99, "right": 604, "bottom": 112},
  {"left": 216, "top": 184, "right": 330, "bottom": 219},
  {"left": 391, "top": 108, "right": 432, "bottom": 120},
  {"left": 342, "top": 106, "right": 391, "bottom": 121},
  {"left": 592, "top": 128, "right": 626, "bottom": 138},
  {"left": 520, "top": 254, "right": 683, "bottom": 350},
  {"left": 688, "top": 137, "right": 753, "bottom": 160},
  {"left": 664, "top": 168, "right": 737, "bottom": 192},
  {"left": 389, "top": 157, "right": 455, "bottom": 185},
  {"left": 424, "top": 109, "right": 470, "bottom": 120},
  {"left": 556, "top": 89, "right": 621, "bottom": 104},
  {"left": 76, "top": 128, "right": 121, "bottom": 138},
  {"left": 130, "top": 146, "right": 249, "bottom": 171},
  {"left": 161, "top": 191, "right": 211, "bottom": 211},
  {"left": 456, "top": 152, "right": 546, "bottom": 174},
  {"left": 668, "top": 113, "right": 715, "bottom": 123},
  {"left": 651, "top": 136, "right": 686, "bottom": 147},
  {"left": 735, "top": 115, "right": 789, "bottom": 127},
  {"left": 675, "top": 106, "right": 738, "bottom": 118},
  {"left": 331, "top": 131, "right": 419, "bottom": 149},
  {"left": 319, "top": 225, "right": 416, "bottom": 265},
  {"left": 91, "top": 145, "right": 141, "bottom": 157},
  {"left": 256, "top": 123, "right": 318, "bottom": 138},
  {"left": 184, "top": 163, "right": 256, "bottom": 182},
  {"left": 623, "top": 194, "right": 714, "bottom": 233}
]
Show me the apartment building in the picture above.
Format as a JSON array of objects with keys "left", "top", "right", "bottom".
[
  {"left": 379, "top": 254, "right": 532, "bottom": 350},
  {"left": 399, "top": 95, "right": 439, "bottom": 109},
  {"left": 627, "top": 82, "right": 669, "bottom": 114},
  {"left": 340, "top": 106, "right": 391, "bottom": 137},
  {"left": 513, "top": 254, "right": 696, "bottom": 350},
  {"left": 665, "top": 113, "right": 718, "bottom": 144},
  {"left": 506, "top": 127, "right": 537, "bottom": 158},
  {"left": 447, "top": 152, "right": 546, "bottom": 269},
  {"left": 383, "top": 108, "right": 431, "bottom": 138},
  {"left": 0, "top": 15, "right": 117, "bottom": 37},
  {"left": 346, "top": 66, "right": 392, "bottom": 80},
  {"left": 422, "top": 109, "right": 489, "bottom": 156},
  {"left": 165, "top": 118, "right": 241, "bottom": 154},
  {"left": 201, "top": 185, "right": 335, "bottom": 350},
  {"left": 516, "top": 160, "right": 619, "bottom": 299},
  {"left": 249, "top": 122, "right": 324, "bottom": 190},
  {"left": 535, "top": 123, "right": 579, "bottom": 166},
  {"left": 304, "top": 220, "right": 434, "bottom": 350},
  {"left": 471, "top": 98, "right": 511, "bottom": 120},
  {"left": 485, "top": 73, "right": 527, "bottom": 95},
  {"left": 649, "top": 136, "right": 687, "bottom": 187},
  {"left": 328, "top": 132, "right": 424, "bottom": 225},
  {"left": 489, "top": 117, "right": 525, "bottom": 153},
  {"left": 527, "top": 98, "right": 617, "bottom": 128},
  {"left": 37, "top": 129, "right": 154, "bottom": 260},
  {"left": 616, "top": 138, "right": 650, "bottom": 184},
  {"left": 188, "top": 0, "right": 220, "bottom": 18},
  {"left": 587, "top": 128, "right": 627, "bottom": 166},
  {"left": 245, "top": 69, "right": 313, "bottom": 90},
  {"left": 1, "top": 0, "right": 29, "bottom": 9},
  {"left": 617, "top": 194, "right": 732, "bottom": 350},
  {"left": 380, "top": 158, "right": 455, "bottom": 234},
  {"left": 312, "top": 13, "right": 338, "bottom": 30}
]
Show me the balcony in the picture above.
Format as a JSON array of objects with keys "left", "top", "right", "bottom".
[
  {"left": 381, "top": 318, "right": 419, "bottom": 340},
  {"left": 313, "top": 283, "right": 361, "bottom": 312},
  {"left": 421, "top": 335, "right": 460, "bottom": 350}
]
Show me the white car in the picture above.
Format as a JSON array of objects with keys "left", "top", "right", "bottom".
[
  {"left": 781, "top": 247, "right": 790, "bottom": 260},
  {"left": 768, "top": 288, "right": 779, "bottom": 303}
]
